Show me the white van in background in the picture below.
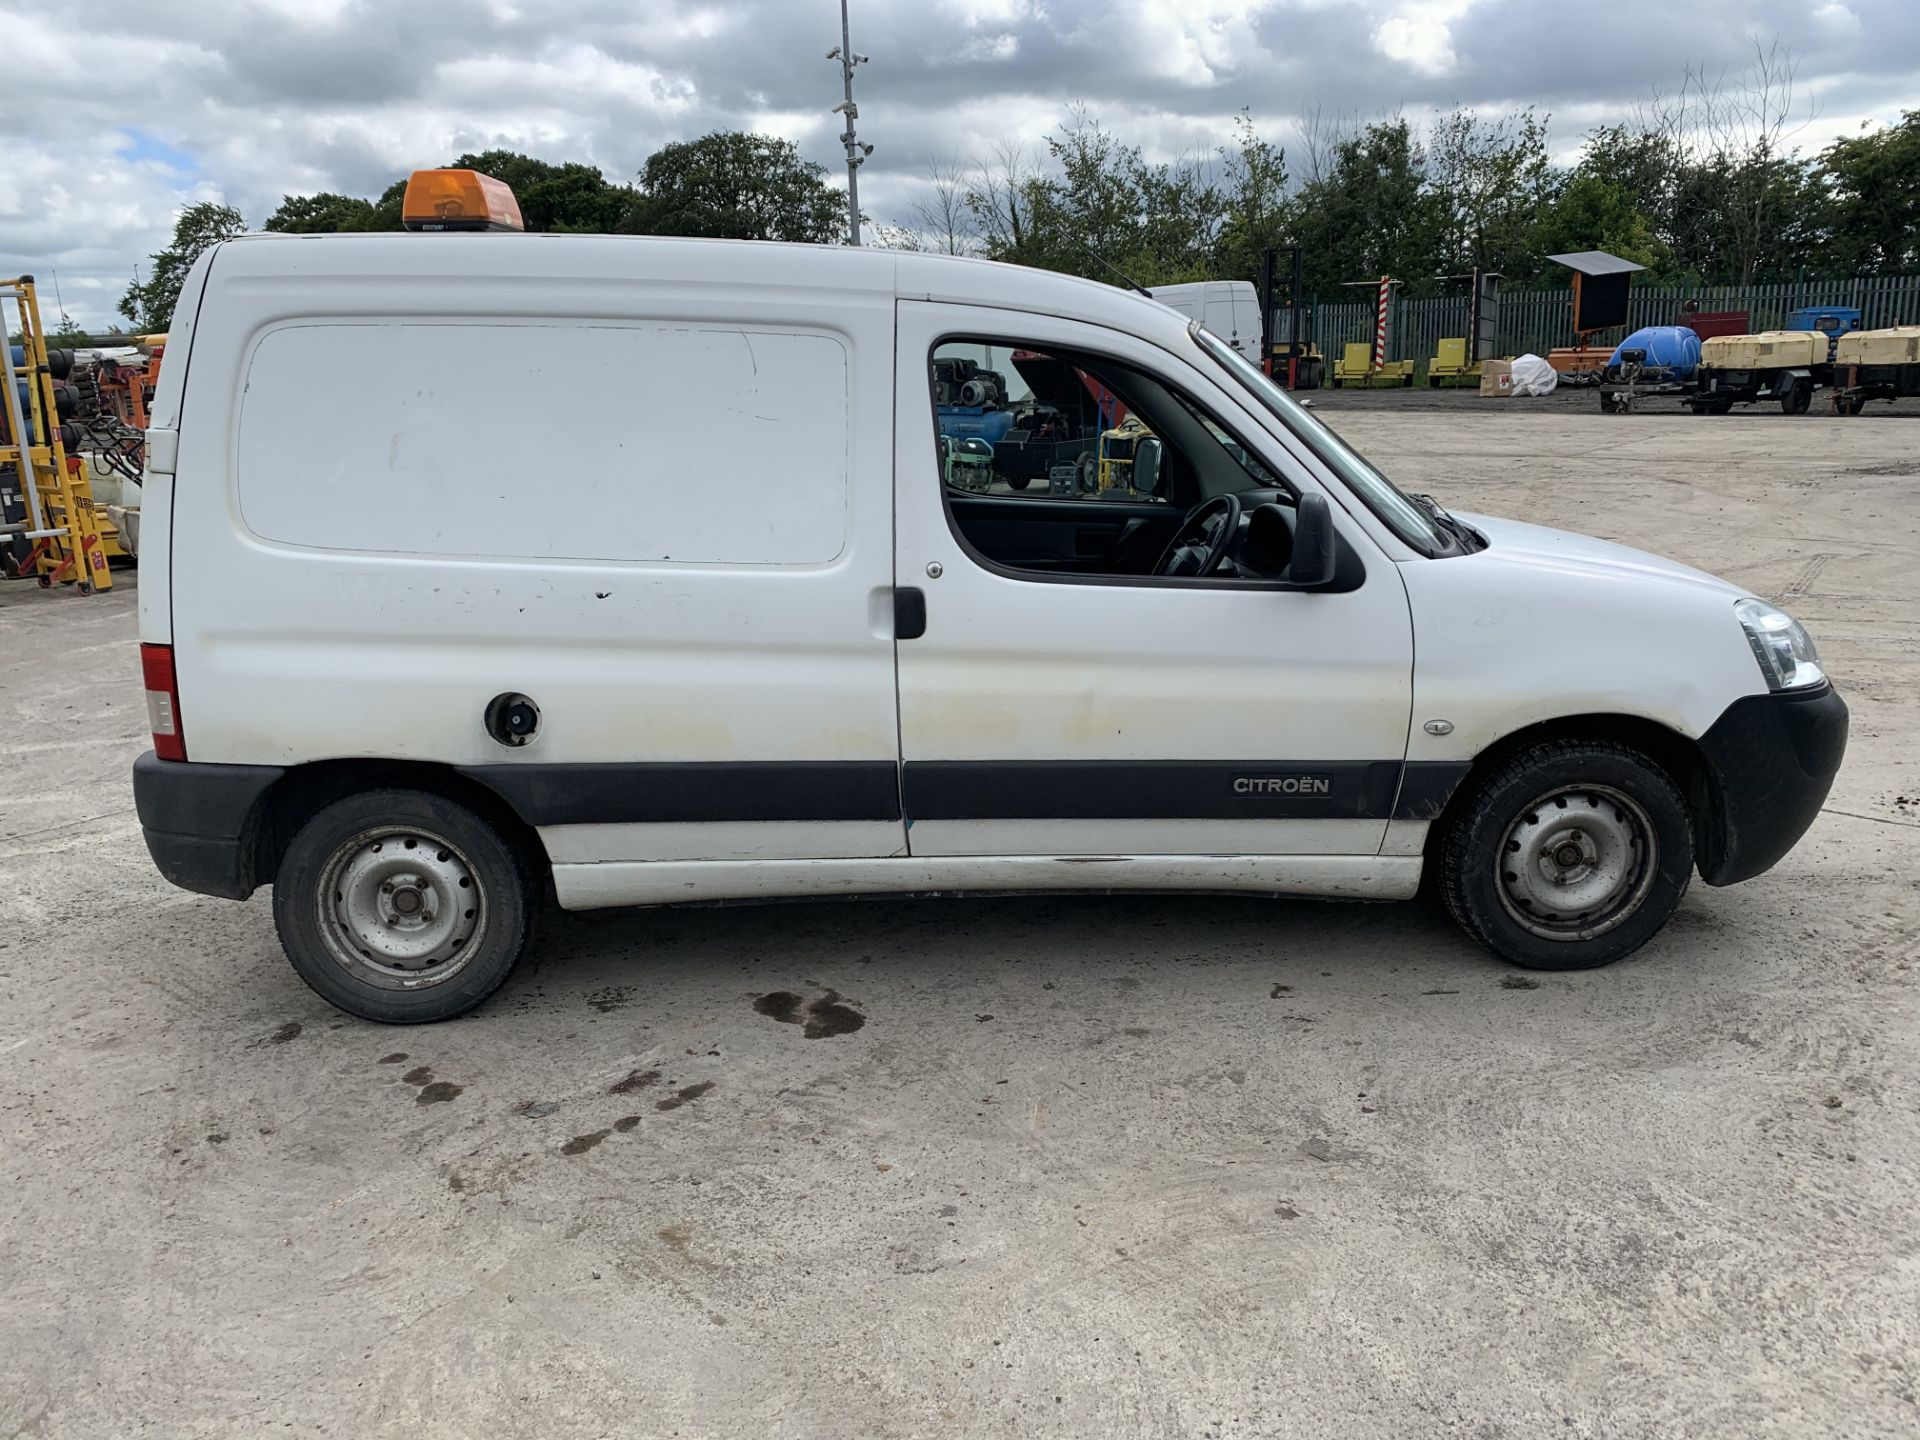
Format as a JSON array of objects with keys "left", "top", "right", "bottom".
[
  {"left": 1150, "top": 281, "right": 1265, "bottom": 365},
  {"left": 132, "top": 171, "right": 1845, "bottom": 1024}
]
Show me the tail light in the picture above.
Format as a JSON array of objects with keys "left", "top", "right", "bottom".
[{"left": 140, "top": 643, "right": 187, "bottom": 761}]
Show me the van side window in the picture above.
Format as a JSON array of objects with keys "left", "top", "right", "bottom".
[
  {"left": 932, "top": 344, "right": 1175, "bottom": 504},
  {"left": 929, "top": 339, "right": 1291, "bottom": 582}
]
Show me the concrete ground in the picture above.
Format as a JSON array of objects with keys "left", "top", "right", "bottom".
[{"left": 2, "top": 404, "right": 1916, "bottom": 1439}]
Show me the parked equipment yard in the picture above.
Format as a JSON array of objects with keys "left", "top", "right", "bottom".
[{"left": 3, "top": 406, "right": 1916, "bottom": 1439}]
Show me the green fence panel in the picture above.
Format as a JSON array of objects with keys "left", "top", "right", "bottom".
[{"left": 1294, "top": 274, "right": 1920, "bottom": 369}]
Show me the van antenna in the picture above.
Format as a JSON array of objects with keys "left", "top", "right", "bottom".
[{"left": 1082, "top": 249, "right": 1153, "bottom": 298}]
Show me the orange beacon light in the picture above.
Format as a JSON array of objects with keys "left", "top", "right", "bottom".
[{"left": 401, "top": 169, "right": 525, "bottom": 232}]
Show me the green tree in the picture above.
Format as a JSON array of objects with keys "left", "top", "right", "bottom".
[
  {"left": 1533, "top": 173, "right": 1666, "bottom": 274},
  {"left": 1817, "top": 112, "right": 1920, "bottom": 274},
  {"left": 1289, "top": 118, "right": 1442, "bottom": 294},
  {"left": 965, "top": 139, "right": 1037, "bottom": 263},
  {"left": 1213, "top": 112, "right": 1290, "bottom": 285},
  {"left": 1573, "top": 123, "right": 1683, "bottom": 246},
  {"left": 1427, "top": 108, "right": 1553, "bottom": 281},
  {"left": 1015, "top": 112, "right": 1152, "bottom": 277},
  {"left": 119, "top": 202, "right": 245, "bottom": 332},
  {"left": 632, "top": 132, "right": 844, "bottom": 243},
  {"left": 966, "top": 111, "right": 1221, "bottom": 287},
  {"left": 48, "top": 312, "right": 93, "bottom": 347},
  {"left": 365, "top": 179, "right": 409, "bottom": 232},
  {"left": 451, "top": 150, "right": 630, "bottom": 232},
  {"left": 1666, "top": 149, "right": 1819, "bottom": 283},
  {"left": 263, "top": 192, "right": 377, "bottom": 233}
]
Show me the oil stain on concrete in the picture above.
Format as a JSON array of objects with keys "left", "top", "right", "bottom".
[
  {"left": 398, "top": 1064, "right": 463, "bottom": 1105},
  {"left": 753, "top": 988, "right": 866, "bottom": 1039}
]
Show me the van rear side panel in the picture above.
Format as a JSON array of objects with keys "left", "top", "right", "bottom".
[
  {"left": 166, "top": 234, "right": 903, "bottom": 862},
  {"left": 136, "top": 244, "right": 220, "bottom": 647}
]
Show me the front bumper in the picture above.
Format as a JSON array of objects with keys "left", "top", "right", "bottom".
[
  {"left": 132, "top": 751, "right": 284, "bottom": 900},
  {"left": 1696, "top": 685, "right": 1848, "bottom": 886}
]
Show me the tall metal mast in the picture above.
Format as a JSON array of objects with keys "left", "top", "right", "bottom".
[{"left": 827, "top": 0, "right": 870, "bottom": 246}]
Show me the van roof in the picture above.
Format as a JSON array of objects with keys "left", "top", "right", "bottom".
[{"left": 214, "top": 231, "right": 1195, "bottom": 344}]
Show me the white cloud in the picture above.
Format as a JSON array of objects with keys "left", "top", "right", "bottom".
[
  {"left": 959, "top": 32, "right": 1021, "bottom": 61},
  {"left": 1121, "top": 0, "right": 1272, "bottom": 85},
  {"left": 1813, "top": 2, "right": 1863, "bottom": 35},
  {"left": 1370, "top": 1, "right": 1478, "bottom": 77},
  {"left": 944, "top": 0, "right": 1042, "bottom": 24}
]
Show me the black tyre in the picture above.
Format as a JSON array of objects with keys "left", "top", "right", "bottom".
[
  {"left": 1007, "top": 474, "right": 1031, "bottom": 491},
  {"left": 1780, "top": 378, "right": 1812, "bottom": 415},
  {"left": 272, "top": 789, "right": 534, "bottom": 1023},
  {"left": 1438, "top": 740, "right": 1693, "bottom": 971},
  {"left": 1076, "top": 451, "right": 1099, "bottom": 494}
]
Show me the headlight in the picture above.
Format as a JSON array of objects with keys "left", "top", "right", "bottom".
[{"left": 1735, "top": 598, "right": 1826, "bottom": 691}]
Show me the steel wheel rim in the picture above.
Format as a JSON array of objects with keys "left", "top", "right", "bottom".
[
  {"left": 1495, "top": 783, "right": 1657, "bottom": 942},
  {"left": 315, "top": 826, "right": 486, "bottom": 989}
]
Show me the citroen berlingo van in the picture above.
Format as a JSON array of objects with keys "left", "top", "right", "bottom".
[{"left": 131, "top": 171, "right": 1846, "bottom": 1023}]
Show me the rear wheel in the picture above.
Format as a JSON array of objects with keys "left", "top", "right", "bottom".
[
  {"left": 273, "top": 789, "right": 534, "bottom": 1023},
  {"left": 1438, "top": 740, "right": 1694, "bottom": 971},
  {"left": 1006, "top": 473, "right": 1031, "bottom": 491},
  {"left": 1780, "top": 378, "right": 1812, "bottom": 415}
]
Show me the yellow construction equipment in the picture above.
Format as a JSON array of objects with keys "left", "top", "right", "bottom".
[
  {"left": 1096, "top": 414, "right": 1159, "bottom": 494},
  {"left": 1427, "top": 336, "right": 1481, "bottom": 386},
  {"left": 1332, "top": 342, "right": 1414, "bottom": 388},
  {"left": 2, "top": 276, "right": 113, "bottom": 593}
]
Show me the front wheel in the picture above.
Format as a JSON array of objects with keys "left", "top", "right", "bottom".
[
  {"left": 1780, "top": 378, "right": 1812, "bottom": 415},
  {"left": 1438, "top": 740, "right": 1694, "bottom": 971},
  {"left": 273, "top": 789, "right": 534, "bottom": 1022}
]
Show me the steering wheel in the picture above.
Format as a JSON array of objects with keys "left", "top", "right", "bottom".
[{"left": 1152, "top": 493, "right": 1243, "bottom": 577}]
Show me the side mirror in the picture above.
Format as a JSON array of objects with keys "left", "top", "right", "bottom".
[
  {"left": 1131, "top": 437, "right": 1164, "bottom": 496},
  {"left": 1290, "top": 492, "right": 1336, "bottom": 588}
]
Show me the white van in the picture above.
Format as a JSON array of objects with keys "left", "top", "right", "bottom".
[
  {"left": 131, "top": 173, "right": 1846, "bottom": 1024},
  {"left": 1149, "top": 280, "right": 1264, "bottom": 365}
]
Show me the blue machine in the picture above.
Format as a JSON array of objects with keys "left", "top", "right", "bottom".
[
  {"left": 1607, "top": 326, "right": 1702, "bottom": 382},
  {"left": 1785, "top": 306, "right": 1861, "bottom": 362},
  {"left": 935, "top": 406, "right": 1016, "bottom": 446},
  {"left": 7, "top": 346, "right": 43, "bottom": 443}
]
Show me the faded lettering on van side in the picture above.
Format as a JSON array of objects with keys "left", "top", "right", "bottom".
[{"left": 1233, "top": 775, "right": 1332, "bottom": 796}]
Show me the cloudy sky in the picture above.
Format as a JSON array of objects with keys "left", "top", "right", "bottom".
[{"left": 1, "top": 0, "right": 1913, "bottom": 329}]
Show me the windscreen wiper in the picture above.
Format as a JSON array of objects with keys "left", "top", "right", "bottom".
[{"left": 1409, "top": 493, "right": 1480, "bottom": 550}]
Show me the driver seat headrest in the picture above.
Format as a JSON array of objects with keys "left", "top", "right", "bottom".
[{"left": 1239, "top": 503, "right": 1294, "bottom": 578}]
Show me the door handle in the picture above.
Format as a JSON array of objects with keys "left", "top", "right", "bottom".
[{"left": 894, "top": 587, "right": 927, "bottom": 641}]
